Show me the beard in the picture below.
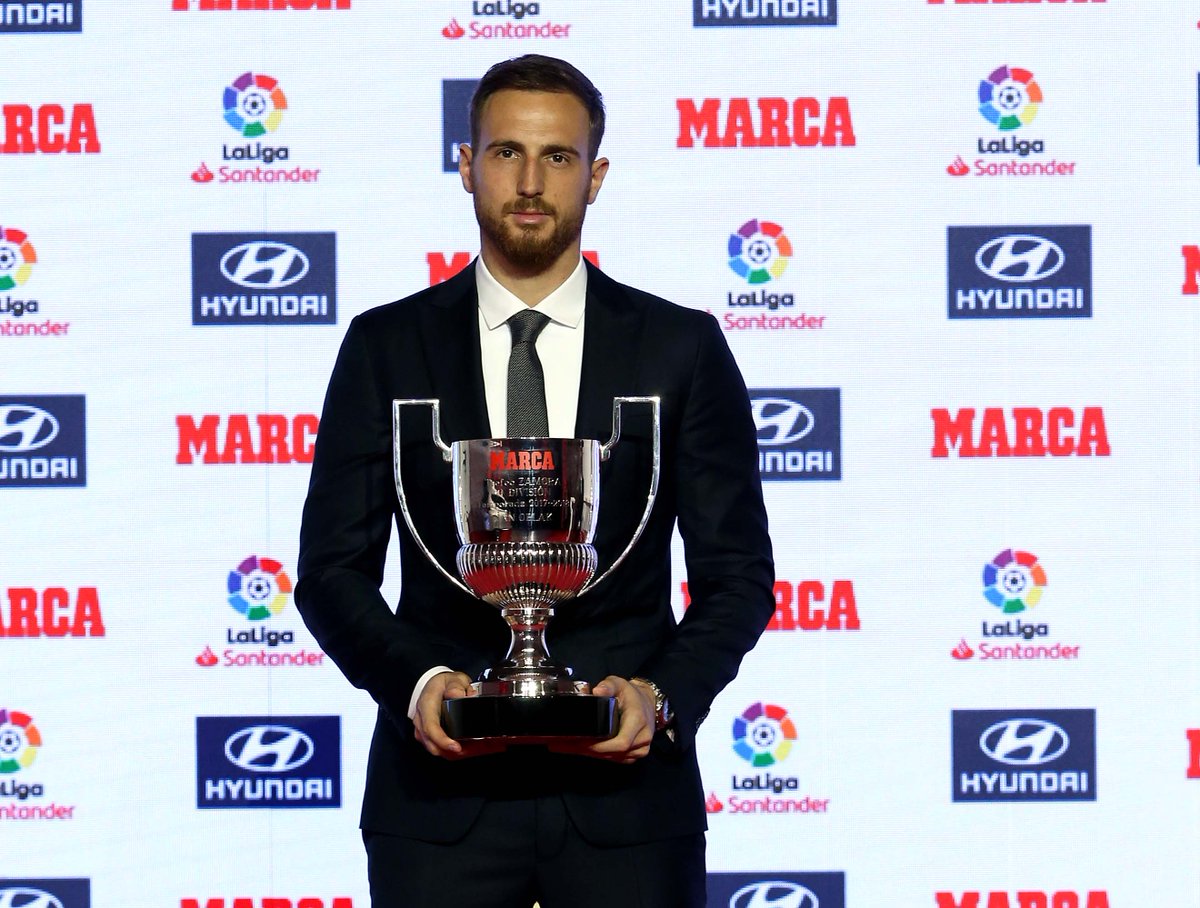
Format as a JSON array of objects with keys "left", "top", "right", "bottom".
[{"left": 475, "top": 194, "right": 586, "bottom": 273}]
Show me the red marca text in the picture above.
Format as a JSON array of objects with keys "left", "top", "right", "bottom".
[
  {"left": 928, "top": 0, "right": 1103, "bottom": 4},
  {"left": 1181, "top": 246, "right": 1200, "bottom": 294},
  {"left": 1, "top": 587, "right": 104, "bottom": 637},
  {"left": 181, "top": 901, "right": 353, "bottom": 908},
  {"left": 935, "top": 894, "right": 1110, "bottom": 908},
  {"left": 676, "top": 98, "right": 855, "bottom": 148},
  {"left": 490, "top": 450, "right": 556, "bottom": 471},
  {"left": 682, "top": 580, "right": 859, "bottom": 631},
  {"left": 931, "top": 407, "right": 1110, "bottom": 458},
  {"left": 2, "top": 104, "right": 100, "bottom": 154},
  {"left": 428, "top": 250, "right": 599, "bottom": 286},
  {"left": 1188, "top": 729, "right": 1200, "bottom": 779},
  {"left": 176, "top": 414, "right": 319, "bottom": 464},
  {"left": 172, "top": 1, "right": 350, "bottom": 9}
]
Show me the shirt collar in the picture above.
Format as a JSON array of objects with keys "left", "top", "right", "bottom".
[{"left": 475, "top": 255, "right": 587, "bottom": 332}]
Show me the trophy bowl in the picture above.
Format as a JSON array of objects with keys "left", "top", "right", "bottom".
[{"left": 393, "top": 398, "right": 660, "bottom": 742}]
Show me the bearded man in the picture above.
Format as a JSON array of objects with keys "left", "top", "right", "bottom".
[{"left": 296, "top": 54, "right": 774, "bottom": 908}]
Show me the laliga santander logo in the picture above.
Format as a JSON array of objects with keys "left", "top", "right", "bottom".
[
  {"left": 224, "top": 72, "right": 287, "bottom": 137},
  {"left": 983, "top": 548, "right": 1046, "bottom": 614},
  {"left": 0, "top": 227, "right": 36, "bottom": 291},
  {"left": 728, "top": 219, "right": 791, "bottom": 285},
  {"left": 979, "top": 65, "right": 1041, "bottom": 131},
  {"left": 733, "top": 702, "right": 797, "bottom": 767},
  {"left": 228, "top": 555, "right": 292, "bottom": 620},
  {"left": 0, "top": 709, "right": 40, "bottom": 774}
]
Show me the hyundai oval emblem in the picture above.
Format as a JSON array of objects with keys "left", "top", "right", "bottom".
[
  {"left": 730, "top": 880, "right": 819, "bottom": 908},
  {"left": 0, "top": 889, "right": 65, "bottom": 908},
  {"left": 752, "top": 398, "right": 815, "bottom": 446},
  {"left": 0, "top": 405, "right": 60, "bottom": 453},
  {"left": 975, "top": 234, "right": 1065, "bottom": 283},
  {"left": 980, "top": 718, "right": 1069, "bottom": 766},
  {"left": 224, "top": 724, "right": 315, "bottom": 772},
  {"left": 220, "top": 241, "right": 310, "bottom": 289}
]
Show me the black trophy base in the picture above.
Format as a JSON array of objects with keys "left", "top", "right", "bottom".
[{"left": 441, "top": 695, "right": 617, "bottom": 742}]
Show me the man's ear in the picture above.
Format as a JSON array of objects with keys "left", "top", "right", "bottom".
[{"left": 458, "top": 144, "right": 475, "bottom": 193}]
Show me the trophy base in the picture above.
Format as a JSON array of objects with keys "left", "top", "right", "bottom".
[{"left": 442, "top": 694, "right": 617, "bottom": 742}]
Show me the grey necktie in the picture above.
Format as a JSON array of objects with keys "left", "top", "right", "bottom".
[{"left": 506, "top": 309, "right": 551, "bottom": 437}]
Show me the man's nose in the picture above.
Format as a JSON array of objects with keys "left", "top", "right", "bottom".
[{"left": 517, "top": 158, "right": 544, "bottom": 197}]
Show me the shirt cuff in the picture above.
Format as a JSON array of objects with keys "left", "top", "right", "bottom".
[{"left": 407, "top": 665, "right": 455, "bottom": 720}]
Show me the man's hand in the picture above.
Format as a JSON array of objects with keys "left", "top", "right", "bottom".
[
  {"left": 412, "top": 670, "right": 503, "bottom": 760},
  {"left": 549, "top": 675, "right": 657, "bottom": 764}
]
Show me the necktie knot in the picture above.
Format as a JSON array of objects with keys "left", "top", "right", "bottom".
[{"left": 507, "top": 309, "right": 550, "bottom": 346}]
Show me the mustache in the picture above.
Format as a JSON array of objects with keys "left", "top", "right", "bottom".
[{"left": 504, "top": 200, "right": 556, "bottom": 216}]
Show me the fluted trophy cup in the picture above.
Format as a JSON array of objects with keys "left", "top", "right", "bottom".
[{"left": 393, "top": 396, "right": 660, "bottom": 741}]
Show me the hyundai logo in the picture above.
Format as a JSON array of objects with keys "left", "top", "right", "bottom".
[
  {"left": 730, "top": 881, "right": 819, "bottom": 908},
  {"left": 224, "top": 725, "right": 314, "bottom": 772},
  {"left": 0, "top": 404, "right": 59, "bottom": 453},
  {"left": 0, "top": 889, "right": 64, "bottom": 908},
  {"left": 980, "top": 718, "right": 1069, "bottom": 766},
  {"left": 752, "top": 398, "right": 814, "bottom": 446},
  {"left": 219, "top": 241, "right": 310, "bottom": 289},
  {"left": 975, "top": 235, "right": 1065, "bottom": 282}
]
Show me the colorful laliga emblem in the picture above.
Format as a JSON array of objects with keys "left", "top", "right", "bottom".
[
  {"left": 0, "top": 709, "right": 41, "bottom": 774},
  {"left": 223, "top": 72, "right": 288, "bottom": 137},
  {"left": 728, "top": 219, "right": 792, "bottom": 285},
  {"left": 227, "top": 555, "right": 292, "bottom": 620},
  {"left": 0, "top": 226, "right": 37, "bottom": 292},
  {"left": 982, "top": 548, "right": 1046, "bottom": 614},
  {"left": 978, "top": 65, "right": 1041, "bottom": 131},
  {"left": 732, "top": 702, "right": 797, "bottom": 767}
]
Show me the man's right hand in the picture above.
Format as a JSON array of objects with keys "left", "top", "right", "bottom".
[{"left": 412, "top": 670, "right": 503, "bottom": 760}]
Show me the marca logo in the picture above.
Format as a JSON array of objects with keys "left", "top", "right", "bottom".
[
  {"left": 948, "top": 226, "right": 1091, "bottom": 319},
  {"left": 0, "top": 881, "right": 89, "bottom": 908},
  {"left": 952, "top": 708, "right": 1096, "bottom": 802},
  {"left": 676, "top": 97, "right": 855, "bottom": 148},
  {"left": 1180, "top": 245, "right": 1200, "bottom": 294},
  {"left": 684, "top": 580, "right": 859, "bottom": 630},
  {"left": 0, "top": 396, "right": 85, "bottom": 487},
  {"left": 196, "top": 715, "right": 340, "bottom": 808},
  {"left": 1, "top": 588, "right": 103, "bottom": 638},
  {"left": 707, "top": 872, "right": 845, "bottom": 908},
  {"left": 176, "top": 414, "right": 319, "bottom": 464},
  {"left": 935, "top": 894, "right": 1110, "bottom": 908},
  {"left": 192, "top": 233, "right": 336, "bottom": 325},
  {"left": 928, "top": 0, "right": 1105, "bottom": 4},
  {"left": 752, "top": 389, "right": 839, "bottom": 480},
  {"left": 171, "top": 1, "right": 350, "bottom": 9},
  {"left": 427, "top": 250, "right": 599, "bottom": 285},
  {"left": 931, "top": 407, "right": 1110, "bottom": 458},
  {"left": 181, "top": 901, "right": 353, "bottom": 908},
  {"left": 1187, "top": 729, "right": 1199, "bottom": 779},
  {"left": 0, "top": 1, "right": 81, "bottom": 33},
  {"left": 443, "top": 79, "right": 478, "bottom": 172},
  {"left": 694, "top": 0, "right": 836, "bottom": 26},
  {"left": 1, "top": 104, "right": 98, "bottom": 154}
]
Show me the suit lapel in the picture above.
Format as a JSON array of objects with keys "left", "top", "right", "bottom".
[
  {"left": 576, "top": 263, "right": 646, "bottom": 441},
  {"left": 417, "top": 264, "right": 491, "bottom": 442}
]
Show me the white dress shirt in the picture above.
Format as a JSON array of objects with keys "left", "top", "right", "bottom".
[{"left": 407, "top": 255, "right": 589, "bottom": 718}]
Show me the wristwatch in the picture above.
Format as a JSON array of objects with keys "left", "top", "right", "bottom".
[{"left": 631, "top": 677, "right": 674, "bottom": 731}]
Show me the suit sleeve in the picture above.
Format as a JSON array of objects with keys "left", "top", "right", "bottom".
[
  {"left": 638, "top": 314, "right": 776, "bottom": 751},
  {"left": 294, "top": 315, "right": 454, "bottom": 726}
]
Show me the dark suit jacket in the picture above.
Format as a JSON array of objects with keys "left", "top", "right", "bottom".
[{"left": 295, "top": 260, "right": 774, "bottom": 846}]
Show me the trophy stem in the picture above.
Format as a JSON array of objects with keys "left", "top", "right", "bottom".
[{"left": 475, "top": 603, "right": 583, "bottom": 697}]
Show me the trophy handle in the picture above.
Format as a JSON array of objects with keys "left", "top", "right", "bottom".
[
  {"left": 392, "top": 399, "right": 474, "bottom": 597},
  {"left": 579, "top": 395, "right": 661, "bottom": 596}
]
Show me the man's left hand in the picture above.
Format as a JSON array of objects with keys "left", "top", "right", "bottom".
[{"left": 547, "top": 675, "right": 657, "bottom": 764}]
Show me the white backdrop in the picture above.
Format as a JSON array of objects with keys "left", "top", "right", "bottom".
[{"left": 2, "top": 2, "right": 1198, "bottom": 907}]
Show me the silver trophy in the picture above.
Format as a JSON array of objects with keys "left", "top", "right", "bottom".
[{"left": 393, "top": 396, "right": 660, "bottom": 741}]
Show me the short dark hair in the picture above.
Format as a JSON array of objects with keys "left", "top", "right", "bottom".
[{"left": 469, "top": 55, "right": 606, "bottom": 161}]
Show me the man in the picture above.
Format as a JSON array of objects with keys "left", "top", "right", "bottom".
[{"left": 296, "top": 55, "right": 774, "bottom": 908}]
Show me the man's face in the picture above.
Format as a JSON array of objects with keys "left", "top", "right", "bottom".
[{"left": 460, "top": 89, "right": 608, "bottom": 274}]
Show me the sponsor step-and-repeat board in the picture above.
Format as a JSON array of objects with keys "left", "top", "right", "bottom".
[{"left": 3, "top": 1, "right": 1199, "bottom": 907}]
